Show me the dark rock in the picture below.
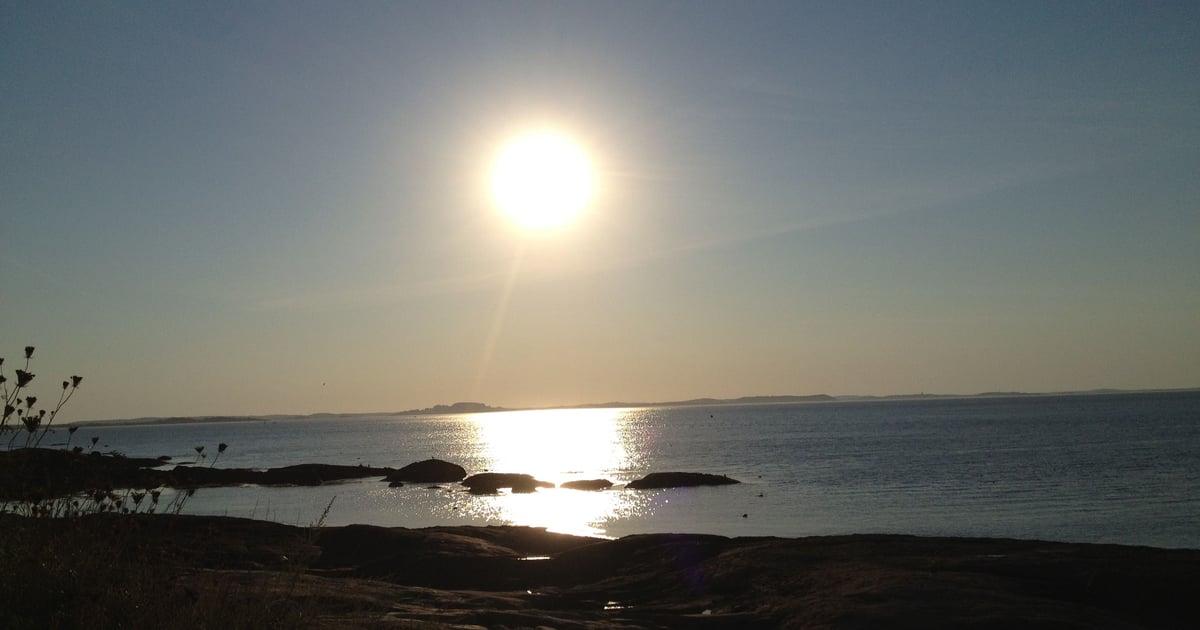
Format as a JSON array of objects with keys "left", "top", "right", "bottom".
[
  {"left": 560, "top": 479, "right": 614, "bottom": 491},
  {"left": 626, "top": 472, "right": 740, "bottom": 489},
  {"left": 388, "top": 481, "right": 404, "bottom": 488},
  {"left": 385, "top": 458, "right": 466, "bottom": 483},
  {"left": 3, "top": 515, "right": 1199, "bottom": 629},
  {"left": 0, "top": 448, "right": 169, "bottom": 500},
  {"left": 173, "top": 463, "right": 392, "bottom": 487},
  {"left": 0, "top": 449, "right": 400, "bottom": 500},
  {"left": 462, "top": 473, "right": 554, "bottom": 494}
]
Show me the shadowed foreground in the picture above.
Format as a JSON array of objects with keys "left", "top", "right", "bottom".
[{"left": 1, "top": 514, "right": 1197, "bottom": 629}]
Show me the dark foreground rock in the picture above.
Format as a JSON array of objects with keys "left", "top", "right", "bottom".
[
  {"left": 461, "top": 472, "right": 555, "bottom": 494},
  {"left": 383, "top": 458, "right": 466, "bottom": 484},
  {"left": 1, "top": 514, "right": 1197, "bottom": 629},
  {"left": 626, "top": 471, "right": 740, "bottom": 489},
  {"left": 561, "top": 478, "right": 614, "bottom": 491}
]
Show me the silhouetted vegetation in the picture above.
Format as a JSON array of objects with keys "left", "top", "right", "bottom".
[
  {"left": 1, "top": 346, "right": 82, "bottom": 450},
  {"left": 0, "top": 348, "right": 322, "bottom": 626}
]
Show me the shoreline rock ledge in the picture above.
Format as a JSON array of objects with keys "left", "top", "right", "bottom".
[
  {"left": 627, "top": 472, "right": 740, "bottom": 489},
  {"left": 383, "top": 458, "right": 467, "bottom": 484}
]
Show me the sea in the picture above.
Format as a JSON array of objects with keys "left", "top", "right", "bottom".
[{"left": 64, "top": 391, "right": 1200, "bottom": 548}]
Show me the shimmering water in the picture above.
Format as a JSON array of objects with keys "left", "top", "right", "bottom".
[{"left": 72, "top": 391, "right": 1200, "bottom": 547}]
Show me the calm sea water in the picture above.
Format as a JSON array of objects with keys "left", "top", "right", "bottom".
[{"left": 71, "top": 391, "right": 1200, "bottom": 548}]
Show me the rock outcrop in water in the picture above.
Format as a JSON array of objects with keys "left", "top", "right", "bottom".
[
  {"left": 383, "top": 458, "right": 467, "bottom": 483},
  {"left": 2, "top": 449, "right": 734, "bottom": 501},
  {"left": 626, "top": 472, "right": 740, "bottom": 489},
  {"left": 0, "top": 448, "right": 164, "bottom": 500},
  {"left": 0, "top": 448, "right": 397, "bottom": 499},
  {"left": 461, "top": 473, "right": 554, "bottom": 494},
  {"left": 171, "top": 463, "right": 395, "bottom": 487},
  {"left": 560, "top": 479, "right": 614, "bottom": 491}
]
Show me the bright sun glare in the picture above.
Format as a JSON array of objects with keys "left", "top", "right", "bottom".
[{"left": 491, "top": 131, "right": 594, "bottom": 231}]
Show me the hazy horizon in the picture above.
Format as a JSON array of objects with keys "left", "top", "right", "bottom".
[
  {"left": 4, "top": 2, "right": 1197, "bottom": 421},
  {"left": 59, "top": 386, "right": 1200, "bottom": 424}
]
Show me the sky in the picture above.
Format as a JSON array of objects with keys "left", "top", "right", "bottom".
[{"left": 2, "top": 1, "right": 1197, "bottom": 421}]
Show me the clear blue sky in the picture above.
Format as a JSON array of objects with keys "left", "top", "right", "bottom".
[{"left": 3, "top": 1, "right": 1197, "bottom": 420}]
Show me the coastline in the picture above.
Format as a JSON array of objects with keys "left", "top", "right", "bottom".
[{"left": 2, "top": 513, "right": 1197, "bottom": 628}]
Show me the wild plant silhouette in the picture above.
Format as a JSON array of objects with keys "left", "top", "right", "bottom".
[{"left": 1, "top": 346, "right": 82, "bottom": 449}]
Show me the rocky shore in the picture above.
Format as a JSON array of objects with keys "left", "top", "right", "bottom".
[
  {"left": 2, "top": 448, "right": 1197, "bottom": 627},
  {"left": 0, "top": 448, "right": 397, "bottom": 500},
  {"left": 1, "top": 513, "right": 1197, "bottom": 628},
  {"left": 0, "top": 448, "right": 741, "bottom": 500}
]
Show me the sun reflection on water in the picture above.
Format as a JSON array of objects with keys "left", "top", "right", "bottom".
[
  {"left": 457, "top": 408, "right": 651, "bottom": 537},
  {"left": 468, "top": 408, "right": 635, "bottom": 482}
]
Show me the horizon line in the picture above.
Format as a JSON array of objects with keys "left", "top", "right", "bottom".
[{"left": 67, "top": 386, "right": 1200, "bottom": 425}]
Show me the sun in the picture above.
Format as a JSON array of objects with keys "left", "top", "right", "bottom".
[{"left": 491, "top": 131, "right": 594, "bottom": 231}]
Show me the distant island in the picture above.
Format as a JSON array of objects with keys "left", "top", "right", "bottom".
[
  {"left": 573, "top": 394, "right": 837, "bottom": 408},
  {"left": 397, "top": 401, "right": 508, "bottom": 415},
  {"left": 71, "top": 388, "right": 1197, "bottom": 427}
]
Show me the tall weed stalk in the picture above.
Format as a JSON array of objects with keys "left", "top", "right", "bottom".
[{"left": 0, "top": 346, "right": 82, "bottom": 449}]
